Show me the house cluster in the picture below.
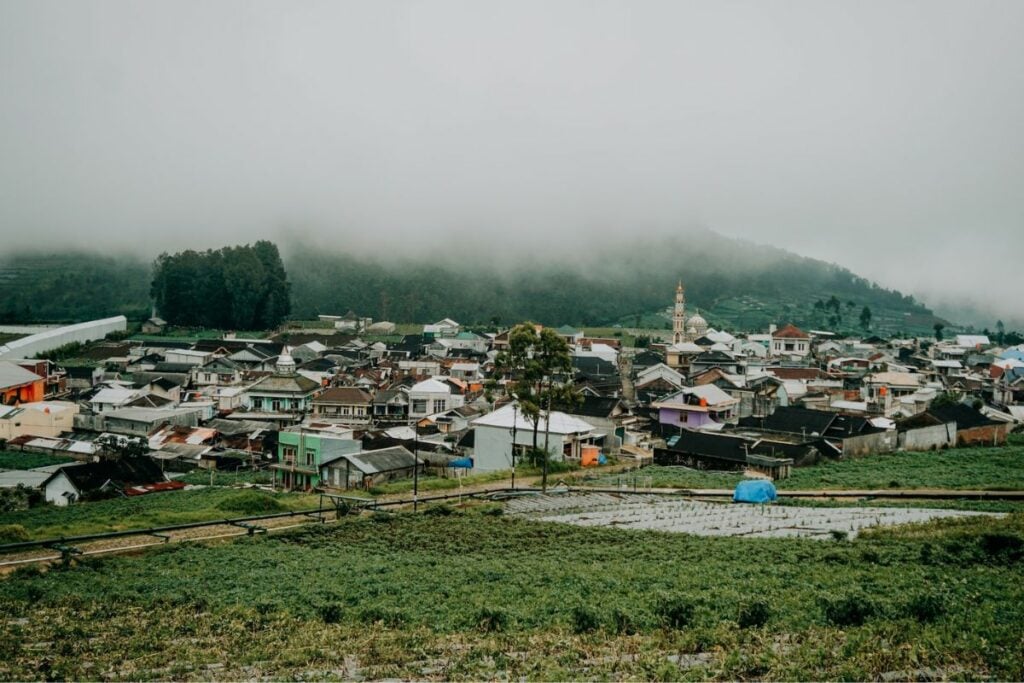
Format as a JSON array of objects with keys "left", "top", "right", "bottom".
[{"left": 1, "top": 287, "right": 1021, "bottom": 504}]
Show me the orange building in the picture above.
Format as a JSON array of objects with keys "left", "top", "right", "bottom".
[{"left": 0, "top": 361, "right": 45, "bottom": 405}]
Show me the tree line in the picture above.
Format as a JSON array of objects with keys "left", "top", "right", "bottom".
[{"left": 150, "top": 241, "right": 291, "bottom": 330}]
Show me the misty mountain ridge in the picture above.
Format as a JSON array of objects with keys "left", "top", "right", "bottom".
[{"left": 0, "top": 229, "right": 964, "bottom": 335}]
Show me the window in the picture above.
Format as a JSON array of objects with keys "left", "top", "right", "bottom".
[
  {"left": 433, "top": 399, "right": 446, "bottom": 413},
  {"left": 253, "top": 398, "right": 263, "bottom": 410},
  {"left": 282, "top": 446, "right": 296, "bottom": 465},
  {"left": 412, "top": 399, "right": 427, "bottom": 414},
  {"left": 272, "top": 399, "right": 282, "bottom": 411},
  {"left": 785, "top": 343, "right": 795, "bottom": 352}
]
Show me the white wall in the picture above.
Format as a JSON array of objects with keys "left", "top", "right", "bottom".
[
  {"left": 0, "top": 316, "right": 127, "bottom": 360},
  {"left": 472, "top": 424, "right": 566, "bottom": 472},
  {"left": 44, "top": 472, "right": 79, "bottom": 506}
]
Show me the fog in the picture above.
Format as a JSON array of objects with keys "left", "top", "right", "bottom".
[{"left": 1, "top": 1, "right": 1022, "bottom": 323}]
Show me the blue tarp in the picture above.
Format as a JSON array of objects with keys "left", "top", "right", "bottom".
[
  {"left": 733, "top": 480, "right": 777, "bottom": 504},
  {"left": 449, "top": 457, "right": 474, "bottom": 469},
  {"left": 598, "top": 454, "right": 608, "bottom": 465}
]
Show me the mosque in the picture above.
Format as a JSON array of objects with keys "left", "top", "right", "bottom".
[{"left": 671, "top": 281, "right": 708, "bottom": 344}]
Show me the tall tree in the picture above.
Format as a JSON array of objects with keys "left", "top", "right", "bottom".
[
  {"left": 493, "top": 322, "right": 575, "bottom": 488},
  {"left": 151, "top": 242, "right": 291, "bottom": 330},
  {"left": 859, "top": 306, "right": 872, "bottom": 332},
  {"left": 934, "top": 322, "right": 945, "bottom": 341}
]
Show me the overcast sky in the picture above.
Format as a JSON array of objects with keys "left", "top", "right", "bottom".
[{"left": 1, "top": 1, "right": 1022, "bottom": 322}]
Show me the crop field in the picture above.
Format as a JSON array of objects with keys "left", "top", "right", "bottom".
[
  {"left": 579, "top": 439, "right": 1024, "bottom": 492},
  {"left": 0, "top": 451, "right": 76, "bottom": 471},
  {"left": 1, "top": 509, "right": 1022, "bottom": 680},
  {"left": 505, "top": 493, "right": 1000, "bottom": 539},
  {"left": 0, "top": 487, "right": 318, "bottom": 541}
]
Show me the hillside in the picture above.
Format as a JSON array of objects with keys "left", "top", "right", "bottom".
[
  {"left": 285, "top": 232, "right": 949, "bottom": 335},
  {"left": 0, "top": 233, "right": 951, "bottom": 335}
]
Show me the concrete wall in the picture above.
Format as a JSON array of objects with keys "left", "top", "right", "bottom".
[
  {"left": 0, "top": 316, "right": 127, "bottom": 360},
  {"left": 957, "top": 422, "right": 1010, "bottom": 447},
  {"left": 899, "top": 423, "right": 956, "bottom": 451},
  {"left": 473, "top": 424, "right": 565, "bottom": 472},
  {"left": 840, "top": 430, "right": 898, "bottom": 458}
]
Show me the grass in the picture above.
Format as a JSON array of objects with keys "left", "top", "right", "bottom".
[
  {"left": 578, "top": 440, "right": 1024, "bottom": 492},
  {"left": 174, "top": 468, "right": 275, "bottom": 486},
  {"left": 0, "top": 511, "right": 1022, "bottom": 679},
  {"left": 0, "top": 451, "right": 76, "bottom": 471},
  {"left": 367, "top": 464, "right": 575, "bottom": 496},
  {"left": 0, "top": 487, "right": 318, "bottom": 540}
]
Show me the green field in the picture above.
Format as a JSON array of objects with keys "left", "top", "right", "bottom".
[
  {"left": 174, "top": 469, "right": 275, "bottom": 487},
  {"left": 579, "top": 439, "right": 1024, "bottom": 492},
  {"left": 1, "top": 510, "right": 1022, "bottom": 680},
  {"left": 0, "top": 487, "right": 318, "bottom": 541},
  {"left": 0, "top": 451, "right": 76, "bottom": 471}
]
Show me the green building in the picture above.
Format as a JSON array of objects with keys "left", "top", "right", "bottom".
[{"left": 272, "top": 427, "right": 360, "bottom": 490}]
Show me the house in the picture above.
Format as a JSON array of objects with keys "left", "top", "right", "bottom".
[
  {"left": 319, "top": 445, "right": 420, "bottom": 489},
  {"left": 42, "top": 457, "right": 171, "bottom": 506},
  {"left": 738, "top": 406, "right": 895, "bottom": 457},
  {"left": 365, "top": 321, "right": 397, "bottom": 334},
  {"left": 243, "top": 354, "right": 321, "bottom": 416},
  {"left": 272, "top": 425, "right": 361, "bottom": 490},
  {"left": 140, "top": 316, "right": 168, "bottom": 334},
  {"left": 554, "top": 325, "right": 584, "bottom": 346},
  {"left": 423, "top": 318, "right": 460, "bottom": 338},
  {"left": 408, "top": 378, "right": 465, "bottom": 419},
  {"left": 552, "top": 395, "right": 631, "bottom": 453},
  {"left": 372, "top": 389, "right": 409, "bottom": 422},
  {"left": 0, "top": 401, "right": 78, "bottom": 440},
  {"left": 654, "top": 429, "right": 800, "bottom": 479},
  {"left": 470, "top": 403, "right": 597, "bottom": 472},
  {"left": 100, "top": 406, "right": 203, "bottom": 437},
  {"left": 918, "top": 403, "right": 1009, "bottom": 446},
  {"left": 652, "top": 385, "right": 740, "bottom": 430},
  {"left": 162, "top": 349, "right": 212, "bottom": 367},
  {"left": 312, "top": 387, "right": 374, "bottom": 425},
  {"left": 192, "top": 357, "right": 243, "bottom": 386},
  {"left": 0, "top": 361, "right": 45, "bottom": 405},
  {"left": 15, "top": 359, "right": 68, "bottom": 399},
  {"left": 448, "top": 362, "right": 481, "bottom": 382},
  {"left": 88, "top": 386, "right": 140, "bottom": 413},
  {"left": 770, "top": 324, "right": 811, "bottom": 358},
  {"left": 863, "top": 371, "right": 925, "bottom": 416}
]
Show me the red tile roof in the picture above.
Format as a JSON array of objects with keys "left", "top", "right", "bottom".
[{"left": 772, "top": 324, "right": 809, "bottom": 339}]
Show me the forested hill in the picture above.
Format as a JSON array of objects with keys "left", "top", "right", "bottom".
[
  {"left": 0, "top": 252, "right": 151, "bottom": 323},
  {"left": 284, "top": 233, "right": 946, "bottom": 335},
  {"left": 0, "top": 233, "right": 949, "bottom": 335}
]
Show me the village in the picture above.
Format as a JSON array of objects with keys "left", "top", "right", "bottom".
[{"left": 1, "top": 280, "right": 1020, "bottom": 510}]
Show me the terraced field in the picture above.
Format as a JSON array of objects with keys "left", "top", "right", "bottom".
[{"left": 1, "top": 508, "right": 1022, "bottom": 680}]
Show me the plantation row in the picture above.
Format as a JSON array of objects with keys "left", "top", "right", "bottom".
[
  {"left": 1, "top": 510, "right": 1022, "bottom": 679},
  {"left": 579, "top": 437, "right": 1024, "bottom": 492}
]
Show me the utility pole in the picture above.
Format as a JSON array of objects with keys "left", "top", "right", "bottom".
[
  {"left": 542, "top": 391, "right": 552, "bottom": 493},
  {"left": 510, "top": 401, "right": 518, "bottom": 490},
  {"left": 413, "top": 422, "right": 419, "bottom": 512}
]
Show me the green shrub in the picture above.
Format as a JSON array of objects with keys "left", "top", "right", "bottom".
[
  {"left": 0, "top": 524, "right": 29, "bottom": 544},
  {"left": 359, "top": 606, "right": 407, "bottom": 627},
  {"left": 737, "top": 599, "right": 771, "bottom": 629},
  {"left": 612, "top": 608, "right": 639, "bottom": 635},
  {"left": 658, "top": 595, "right": 696, "bottom": 629},
  {"left": 821, "top": 593, "right": 875, "bottom": 626},
  {"left": 570, "top": 605, "right": 601, "bottom": 634},
  {"left": 318, "top": 603, "right": 344, "bottom": 624},
  {"left": 979, "top": 533, "right": 1024, "bottom": 563},
  {"left": 475, "top": 606, "right": 509, "bottom": 632},
  {"left": 214, "top": 491, "right": 286, "bottom": 515},
  {"left": 905, "top": 592, "right": 947, "bottom": 623}
]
